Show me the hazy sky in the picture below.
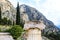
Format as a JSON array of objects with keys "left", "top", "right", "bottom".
[{"left": 9, "top": 0, "right": 60, "bottom": 27}]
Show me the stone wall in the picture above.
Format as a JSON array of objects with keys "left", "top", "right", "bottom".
[{"left": 0, "top": 32, "right": 14, "bottom": 40}]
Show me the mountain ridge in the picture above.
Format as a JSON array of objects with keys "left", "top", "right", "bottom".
[{"left": 19, "top": 4, "right": 60, "bottom": 40}]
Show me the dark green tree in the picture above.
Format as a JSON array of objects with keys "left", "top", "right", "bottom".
[
  {"left": 1, "top": 17, "right": 7, "bottom": 25},
  {"left": 16, "top": 2, "right": 20, "bottom": 25},
  {"left": 7, "top": 19, "right": 12, "bottom": 25},
  {"left": 13, "top": 21, "right": 15, "bottom": 26},
  {"left": 0, "top": 7, "right": 2, "bottom": 24}
]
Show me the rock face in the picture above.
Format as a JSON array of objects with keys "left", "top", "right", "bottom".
[
  {"left": 20, "top": 4, "right": 45, "bottom": 22},
  {"left": 0, "top": 0, "right": 16, "bottom": 23},
  {"left": 24, "top": 21, "right": 46, "bottom": 30},
  {"left": 19, "top": 4, "right": 60, "bottom": 40},
  {"left": 42, "top": 36, "right": 50, "bottom": 40}
]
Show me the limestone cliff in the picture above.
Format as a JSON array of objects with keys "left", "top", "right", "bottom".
[{"left": 0, "top": 0, "right": 16, "bottom": 23}]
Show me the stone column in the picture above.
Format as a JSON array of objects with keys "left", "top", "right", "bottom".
[
  {"left": 24, "top": 21, "right": 45, "bottom": 40},
  {"left": 27, "top": 28, "right": 42, "bottom": 40}
]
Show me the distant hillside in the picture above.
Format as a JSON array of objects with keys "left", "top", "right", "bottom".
[{"left": 19, "top": 4, "right": 60, "bottom": 40}]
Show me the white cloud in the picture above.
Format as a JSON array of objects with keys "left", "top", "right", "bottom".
[
  {"left": 39, "top": 0, "right": 60, "bottom": 25},
  {"left": 34, "top": 0, "right": 40, "bottom": 3}
]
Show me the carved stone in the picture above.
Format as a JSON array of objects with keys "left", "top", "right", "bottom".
[{"left": 24, "top": 21, "right": 45, "bottom": 40}]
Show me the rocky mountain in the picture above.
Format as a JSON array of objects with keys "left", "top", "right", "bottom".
[
  {"left": 0, "top": 0, "right": 60, "bottom": 39},
  {"left": 19, "top": 4, "right": 60, "bottom": 40},
  {"left": 0, "top": 0, "right": 16, "bottom": 23}
]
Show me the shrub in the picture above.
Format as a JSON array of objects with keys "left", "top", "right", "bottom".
[
  {"left": 7, "top": 20, "right": 12, "bottom": 25},
  {"left": 7, "top": 25, "right": 24, "bottom": 39},
  {"left": 0, "top": 29, "right": 1, "bottom": 32},
  {"left": 0, "top": 25, "right": 12, "bottom": 32},
  {"left": 1, "top": 17, "right": 7, "bottom": 25},
  {"left": 1, "top": 17, "right": 12, "bottom": 25}
]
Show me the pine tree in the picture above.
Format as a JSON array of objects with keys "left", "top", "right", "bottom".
[
  {"left": 0, "top": 7, "right": 1, "bottom": 24},
  {"left": 16, "top": 2, "right": 20, "bottom": 25}
]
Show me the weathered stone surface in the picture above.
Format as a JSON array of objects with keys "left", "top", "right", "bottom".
[
  {"left": 20, "top": 4, "right": 44, "bottom": 21},
  {"left": 0, "top": 0, "right": 16, "bottom": 23},
  {"left": 24, "top": 20, "right": 46, "bottom": 40},
  {"left": 26, "top": 28, "right": 42, "bottom": 40},
  {"left": 24, "top": 21, "right": 45, "bottom": 30}
]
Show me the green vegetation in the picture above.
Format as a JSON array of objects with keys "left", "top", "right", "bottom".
[
  {"left": 0, "top": 17, "right": 12, "bottom": 25},
  {"left": 0, "top": 25, "right": 24, "bottom": 40},
  {"left": 0, "top": 25, "right": 12, "bottom": 32},
  {"left": 1, "top": 17, "right": 7, "bottom": 25},
  {"left": 16, "top": 2, "right": 24, "bottom": 28},
  {"left": 6, "top": 25, "right": 24, "bottom": 40},
  {"left": 16, "top": 2, "right": 20, "bottom": 25},
  {"left": 0, "top": 7, "right": 2, "bottom": 24},
  {"left": 7, "top": 19, "right": 12, "bottom": 25},
  {"left": 42, "top": 31, "right": 60, "bottom": 40}
]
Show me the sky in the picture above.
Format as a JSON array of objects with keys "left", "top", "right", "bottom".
[{"left": 9, "top": 0, "right": 60, "bottom": 27}]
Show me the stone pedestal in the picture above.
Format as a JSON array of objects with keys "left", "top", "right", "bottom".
[
  {"left": 24, "top": 21, "right": 45, "bottom": 40},
  {"left": 27, "top": 28, "right": 42, "bottom": 40}
]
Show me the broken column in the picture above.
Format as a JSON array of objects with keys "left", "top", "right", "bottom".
[{"left": 24, "top": 21, "right": 45, "bottom": 40}]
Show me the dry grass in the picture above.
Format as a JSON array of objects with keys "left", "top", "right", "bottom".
[{"left": 0, "top": 25, "right": 12, "bottom": 32}]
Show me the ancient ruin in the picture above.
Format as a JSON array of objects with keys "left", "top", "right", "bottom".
[{"left": 24, "top": 21, "right": 46, "bottom": 40}]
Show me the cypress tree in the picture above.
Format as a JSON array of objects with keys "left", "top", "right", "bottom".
[{"left": 16, "top": 2, "right": 20, "bottom": 25}]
